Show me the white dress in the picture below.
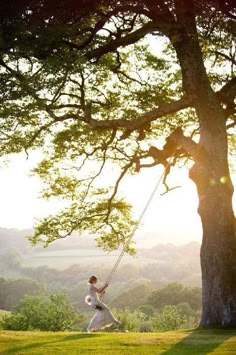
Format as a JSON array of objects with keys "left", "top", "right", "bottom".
[{"left": 85, "top": 283, "right": 119, "bottom": 332}]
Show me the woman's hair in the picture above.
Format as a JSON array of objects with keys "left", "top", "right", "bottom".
[{"left": 88, "top": 275, "right": 97, "bottom": 283}]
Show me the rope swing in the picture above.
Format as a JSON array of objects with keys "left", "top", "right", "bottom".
[{"left": 102, "top": 152, "right": 177, "bottom": 296}]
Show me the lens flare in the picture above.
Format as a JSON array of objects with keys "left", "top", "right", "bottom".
[{"left": 220, "top": 176, "right": 228, "bottom": 184}]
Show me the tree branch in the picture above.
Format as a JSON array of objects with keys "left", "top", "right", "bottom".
[
  {"left": 24, "top": 96, "right": 192, "bottom": 148},
  {"left": 106, "top": 159, "right": 134, "bottom": 222},
  {"left": 167, "top": 127, "right": 201, "bottom": 161},
  {"left": 0, "top": 58, "right": 46, "bottom": 106},
  {"left": 146, "top": 127, "right": 200, "bottom": 167},
  {"left": 62, "top": 17, "right": 108, "bottom": 52},
  {"left": 214, "top": 51, "right": 236, "bottom": 66},
  {"left": 86, "top": 21, "right": 169, "bottom": 60},
  {"left": 63, "top": 96, "right": 192, "bottom": 130},
  {"left": 216, "top": 77, "right": 236, "bottom": 113},
  {"left": 226, "top": 118, "right": 236, "bottom": 129}
]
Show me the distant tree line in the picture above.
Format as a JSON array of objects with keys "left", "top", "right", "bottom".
[
  {"left": 0, "top": 276, "right": 201, "bottom": 332},
  {"left": 0, "top": 243, "right": 201, "bottom": 331}
]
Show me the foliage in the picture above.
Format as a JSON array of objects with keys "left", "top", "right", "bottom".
[
  {"left": 0, "top": 2, "right": 235, "bottom": 327},
  {"left": 2, "top": 293, "right": 84, "bottom": 331},
  {"left": 0, "top": 248, "right": 22, "bottom": 269},
  {"left": 0, "top": 1, "right": 234, "bottom": 250},
  {"left": 112, "top": 305, "right": 198, "bottom": 332},
  {"left": 0, "top": 270, "right": 201, "bottom": 332},
  {"left": 0, "top": 277, "right": 43, "bottom": 311},
  {"left": 112, "top": 307, "right": 147, "bottom": 332},
  {"left": 151, "top": 305, "right": 196, "bottom": 331},
  {"left": 138, "top": 304, "right": 156, "bottom": 317},
  {"left": 110, "top": 281, "right": 156, "bottom": 310},
  {"left": 148, "top": 282, "right": 201, "bottom": 310},
  {"left": 28, "top": 197, "right": 137, "bottom": 253},
  {"left": 0, "top": 309, "right": 11, "bottom": 330}
]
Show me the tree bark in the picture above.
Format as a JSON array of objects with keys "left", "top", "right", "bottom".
[{"left": 169, "top": 0, "right": 236, "bottom": 327}]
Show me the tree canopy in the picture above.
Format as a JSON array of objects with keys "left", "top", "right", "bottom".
[{"left": 0, "top": 0, "right": 235, "bottom": 250}]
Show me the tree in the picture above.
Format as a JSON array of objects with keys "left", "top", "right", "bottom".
[
  {"left": 0, "top": 248, "right": 22, "bottom": 269},
  {"left": 110, "top": 281, "right": 156, "bottom": 309},
  {"left": 0, "top": 0, "right": 235, "bottom": 327},
  {"left": 2, "top": 293, "right": 84, "bottom": 331},
  {"left": 151, "top": 305, "right": 189, "bottom": 331},
  {"left": 148, "top": 282, "right": 201, "bottom": 310},
  {"left": 0, "top": 278, "right": 43, "bottom": 311},
  {"left": 112, "top": 307, "right": 147, "bottom": 332}
]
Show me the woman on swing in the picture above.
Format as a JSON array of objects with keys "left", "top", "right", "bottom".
[{"left": 85, "top": 275, "right": 120, "bottom": 332}]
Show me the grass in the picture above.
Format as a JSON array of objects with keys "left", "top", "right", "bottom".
[{"left": 0, "top": 329, "right": 236, "bottom": 354}]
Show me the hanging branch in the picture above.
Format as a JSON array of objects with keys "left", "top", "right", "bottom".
[
  {"left": 82, "top": 130, "right": 117, "bottom": 200},
  {"left": 106, "top": 159, "right": 135, "bottom": 222}
]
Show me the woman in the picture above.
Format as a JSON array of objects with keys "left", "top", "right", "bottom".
[{"left": 85, "top": 275, "right": 120, "bottom": 332}]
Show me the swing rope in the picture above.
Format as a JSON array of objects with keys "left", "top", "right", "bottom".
[{"left": 103, "top": 151, "right": 177, "bottom": 288}]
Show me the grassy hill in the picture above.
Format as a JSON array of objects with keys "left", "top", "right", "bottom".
[{"left": 0, "top": 329, "right": 236, "bottom": 354}]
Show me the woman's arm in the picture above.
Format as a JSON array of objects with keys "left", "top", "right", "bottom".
[{"left": 93, "top": 283, "right": 108, "bottom": 294}]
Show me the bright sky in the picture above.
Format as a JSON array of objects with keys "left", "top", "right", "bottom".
[{"left": 2, "top": 150, "right": 234, "bottom": 247}]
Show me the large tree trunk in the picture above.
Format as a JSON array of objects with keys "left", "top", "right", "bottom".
[
  {"left": 190, "top": 109, "right": 236, "bottom": 327},
  {"left": 170, "top": 0, "right": 236, "bottom": 327},
  {"left": 197, "top": 176, "right": 236, "bottom": 327}
]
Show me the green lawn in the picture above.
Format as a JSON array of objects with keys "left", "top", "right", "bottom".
[{"left": 0, "top": 329, "right": 236, "bottom": 354}]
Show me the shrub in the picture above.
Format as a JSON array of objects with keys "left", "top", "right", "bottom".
[
  {"left": 151, "top": 305, "right": 188, "bottom": 331},
  {"left": 112, "top": 308, "right": 147, "bottom": 331},
  {"left": 2, "top": 293, "right": 84, "bottom": 331}
]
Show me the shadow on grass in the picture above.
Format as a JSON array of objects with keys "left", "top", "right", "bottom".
[
  {"left": 7, "top": 332, "right": 100, "bottom": 353},
  {"left": 161, "top": 328, "right": 235, "bottom": 355}
]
